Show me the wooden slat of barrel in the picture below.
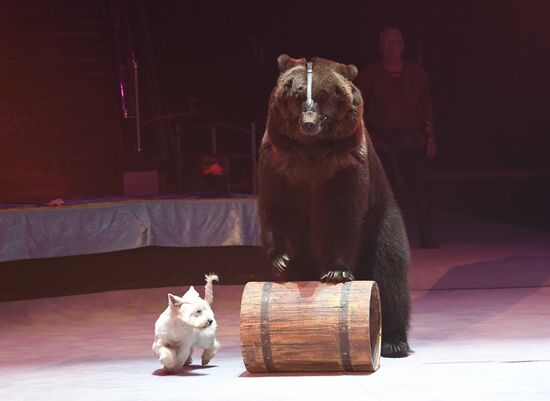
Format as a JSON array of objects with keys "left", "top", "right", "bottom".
[{"left": 240, "top": 280, "right": 381, "bottom": 373}]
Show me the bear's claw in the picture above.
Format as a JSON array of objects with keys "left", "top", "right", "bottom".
[
  {"left": 272, "top": 254, "right": 290, "bottom": 275},
  {"left": 320, "top": 270, "right": 355, "bottom": 283},
  {"left": 381, "top": 341, "right": 412, "bottom": 358}
]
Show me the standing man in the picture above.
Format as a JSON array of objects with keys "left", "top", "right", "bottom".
[{"left": 356, "top": 27, "right": 439, "bottom": 248}]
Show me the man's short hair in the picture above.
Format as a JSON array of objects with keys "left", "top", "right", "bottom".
[{"left": 379, "top": 27, "right": 403, "bottom": 45}]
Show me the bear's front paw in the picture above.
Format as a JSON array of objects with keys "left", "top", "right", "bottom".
[
  {"left": 320, "top": 270, "right": 355, "bottom": 283},
  {"left": 381, "top": 341, "right": 412, "bottom": 358},
  {"left": 272, "top": 254, "right": 290, "bottom": 275}
]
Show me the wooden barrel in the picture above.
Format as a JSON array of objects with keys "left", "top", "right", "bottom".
[{"left": 240, "top": 280, "right": 381, "bottom": 373}]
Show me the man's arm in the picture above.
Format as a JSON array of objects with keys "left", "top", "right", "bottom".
[{"left": 418, "top": 68, "right": 437, "bottom": 159}]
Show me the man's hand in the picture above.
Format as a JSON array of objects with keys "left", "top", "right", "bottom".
[
  {"left": 426, "top": 136, "right": 437, "bottom": 159},
  {"left": 425, "top": 121, "right": 437, "bottom": 159}
]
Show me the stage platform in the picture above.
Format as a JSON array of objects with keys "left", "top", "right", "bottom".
[
  {"left": 0, "top": 195, "right": 260, "bottom": 262},
  {"left": 3, "top": 195, "right": 548, "bottom": 292},
  {"left": 0, "top": 212, "right": 549, "bottom": 400}
]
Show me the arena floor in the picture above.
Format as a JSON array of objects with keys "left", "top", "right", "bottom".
[{"left": 1, "top": 212, "right": 549, "bottom": 401}]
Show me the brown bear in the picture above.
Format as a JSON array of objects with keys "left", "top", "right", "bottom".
[{"left": 257, "top": 55, "right": 411, "bottom": 357}]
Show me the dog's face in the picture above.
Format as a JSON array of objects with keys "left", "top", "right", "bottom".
[{"left": 168, "top": 286, "right": 216, "bottom": 330}]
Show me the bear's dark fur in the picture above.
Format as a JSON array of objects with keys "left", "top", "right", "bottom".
[{"left": 258, "top": 55, "right": 411, "bottom": 357}]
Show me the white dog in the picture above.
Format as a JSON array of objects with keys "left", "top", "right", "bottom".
[{"left": 152, "top": 274, "right": 220, "bottom": 371}]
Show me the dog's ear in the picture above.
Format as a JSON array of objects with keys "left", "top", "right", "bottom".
[
  {"left": 183, "top": 286, "right": 200, "bottom": 299},
  {"left": 168, "top": 293, "right": 183, "bottom": 307}
]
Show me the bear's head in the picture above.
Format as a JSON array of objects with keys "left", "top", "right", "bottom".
[{"left": 270, "top": 54, "right": 362, "bottom": 142}]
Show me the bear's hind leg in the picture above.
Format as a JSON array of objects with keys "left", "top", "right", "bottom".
[{"left": 360, "top": 201, "right": 412, "bottom": 358}]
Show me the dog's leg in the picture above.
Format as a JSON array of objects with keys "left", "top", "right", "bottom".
[
  {"left": 156, "top": 346, "right": 179, "bottom": 371},
  {"left": 176, "top": 345, "right": 193, "bottom": 368},
  {"left": 184, "top": 347, "right": 193, "bottom": 366},
  {"left": 201, "top": 339, "right": 220, "bottom": 366}
]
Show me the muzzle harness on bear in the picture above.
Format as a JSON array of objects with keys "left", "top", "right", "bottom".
[
  {"left": 301, "top": 62, "right": 329, "bottom": 135},
  {"left": 306, "top": 62, "right": 314, "bottom": 109}
]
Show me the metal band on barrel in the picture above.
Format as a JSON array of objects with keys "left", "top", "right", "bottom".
[
  {"left": 260, "top": 282, "right": 275, "bottom": 371},
  {"left": 339, "top": 281, "right": 353, "bottom": 371}
]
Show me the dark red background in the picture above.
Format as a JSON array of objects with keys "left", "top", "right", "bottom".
[{"left": 1, "top": 0, "right": 549, "bottom": 208}]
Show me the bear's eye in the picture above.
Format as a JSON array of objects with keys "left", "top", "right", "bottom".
[
  {"left": 195, "top": 309, "right": 202, "bottom": 316},
  {"left": 317, "top": 89, "right": 329, "bottom": 102},
  {"left": 334, "top": 85, "right": 343, "bottom": 96},
  {"left": 284, "top": 79, "right": 293, "bottom": 90}
]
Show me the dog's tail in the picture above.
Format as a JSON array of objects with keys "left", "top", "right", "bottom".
[{"left": 204, "top": 273, "right": 219, "bottom": 305}]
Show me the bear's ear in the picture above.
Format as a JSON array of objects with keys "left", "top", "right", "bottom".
[
  {"left": 277, "top": 54, "right": 301, "bottom": 73},
  {"left": 337, "top": 63, "right": 358, "bottom": 81}
]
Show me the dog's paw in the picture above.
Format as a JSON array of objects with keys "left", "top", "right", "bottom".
[
  {"left": 158, "top": 348, "right": 179, "bottom": 370},
  {"left": 160, "top": 356, "right": 178, "bottom": 371},
  {"left": 320, "top": 270, "right": 355, "bottom": 283},
  {"left": 201, "top": 350, "right": 216, "bottom": 366},
  {"left": 201, "top": 340, "right": 220, "bottom": 366},
  {"left": 184, "top": 355, "right": 193, "bottom": 366},
  {"left": 272, "top": 254, "right": 290, "bottom": 275},
  {"left": 381, "top": 341, "right": 412, "bottom": 358}
]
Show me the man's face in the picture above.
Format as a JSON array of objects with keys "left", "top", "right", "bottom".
[{"left": 379, "top": 31, "right": 404, "bottom": 62}]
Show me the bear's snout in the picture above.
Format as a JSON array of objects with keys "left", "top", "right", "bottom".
[{"left": 301, "top": 110, "right": 321, "bottom": 136}]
